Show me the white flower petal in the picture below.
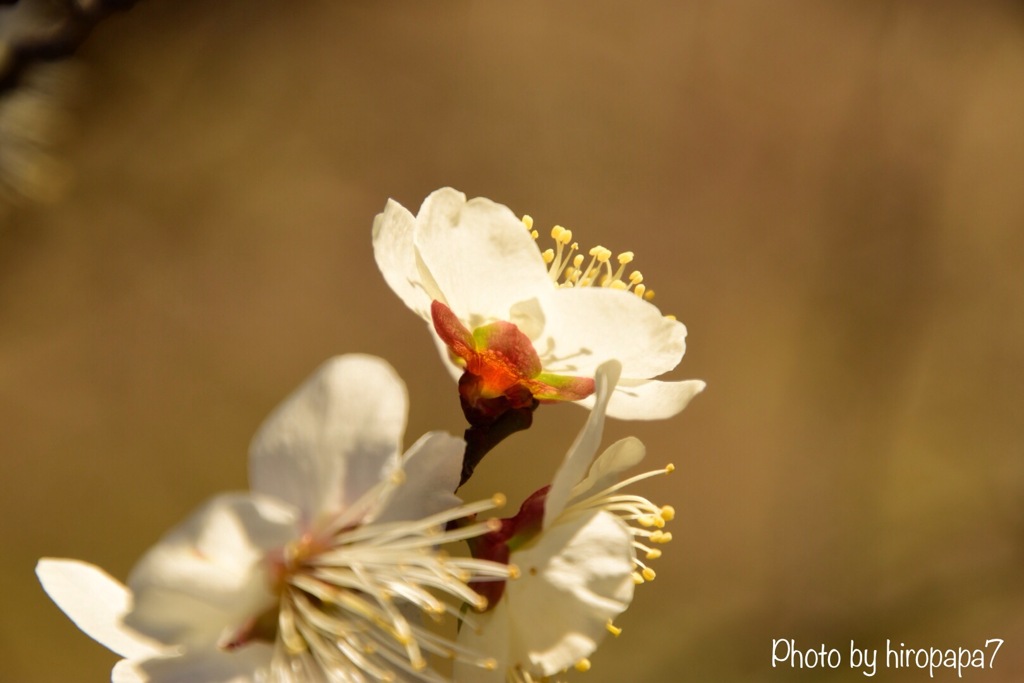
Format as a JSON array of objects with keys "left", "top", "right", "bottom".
[
  {"left": 372, "top": 430, "right": 465, "bottom": 524},
  {"left": 413, "top": 188, "right": 552, "bottom": 326},
  {"left": 36, "top": 558, "right": 169, "bottom": 660},
  {"left": 129, "top": 645, "right": 273, "bottom": 683},
  {"left": 452, "top": 601, "right": 510, "bottom": 683},
  {"left": 543, "top": 361, "right": 621, "bottom": 528},
  {"left": 125, "top": 493, "right": 296, "bottom": 649},
  {"left": 598, "top": 377, "right": 707, "bottom": 420},
  {"left": 112, "top": 659, "right": 149, "bottom": 683},
  {"left": 508, "top": 296, "right": 546, "bottom": 342},
  {"left": 484, "top": 511, "right": 634, "bottom": 677},
  {"left": 249, "top": 354, "right": 407, "bottom": 522},
  {"left": 372, "top": 197, "right": 445, "bottom": 320},
  {"left": 536, "top": 287, "right": 688, "bottom": 378},
  {"left": 570, "top": 436, "right": 647, "bottom": 501}
]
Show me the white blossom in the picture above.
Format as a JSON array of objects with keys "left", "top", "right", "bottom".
[
  {"left": 372, "top": 188, "right": 705, "bottom": 420},
  {"left": 455, "top": 361, "right": 677, "bottom": 682},
  {"left": 38, "top": 355, "right": 511, "bottom": 682}
]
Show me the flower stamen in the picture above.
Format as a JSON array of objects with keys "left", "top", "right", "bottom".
[
  {"left": 525, "top": 215, "right": 656, "bottom": 298},
  {"left": 268, "top": 489, "right": 515, "bottom": 681},
  {"left": 564, "top": 463, "right": 676, "bottom": 590}
]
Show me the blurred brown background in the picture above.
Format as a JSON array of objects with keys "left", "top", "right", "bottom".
[{"left": 3, "top": 1, "right": 1023, "bottom": 681}]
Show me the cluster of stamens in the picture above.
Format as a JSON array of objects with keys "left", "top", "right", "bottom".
[
  {"left": 523, "top": 215, "right": 655, "bottom": 300},
  {"left": 563, "top": 463, "right": 675, "bottom": 587},
  {"left": 265, "top": 476, "right": 515, "bottom": 682}
]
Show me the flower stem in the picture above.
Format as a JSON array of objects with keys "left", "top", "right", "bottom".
[{"left": 459, "top": 400, "right": 537, "bottom": 488}]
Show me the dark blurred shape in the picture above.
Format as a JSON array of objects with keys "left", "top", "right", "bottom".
[
  {"left": 0, "top": 60, "right": 76, "bottom": 216},
  {"left": 0, "top": 0, "right": 140, "bottom": 92},
  {"left": 0, "top": 0, "right": 138, "bottom": 219}
]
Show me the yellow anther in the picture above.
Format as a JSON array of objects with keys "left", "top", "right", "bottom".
[
  {"left": 660, "top": 505, "right": 675, "bottom": 521},
  {"left": 537, "top": 222, "right": 657, "bottom": 295},
  {"left": 637, "top": 514, "right": 657, "bottom": 528},
  {"left": 551, "top": 225, "right": 573, "bottom": 244},
  {"left": 652, "top": 515, "right": 665, "bottom": 529},
  {"left": 606, "top": 620, "right": 623, "bottom": 637},
  {"left": 575, "top": 658, "right": 592, "bottom": 672},
  {"left": 642, "top": 567, "right": 657, "bottom": 581},
  {"left": 483, "top": 658, "right": 498, "bottom": 671},
  {"left": 645, "top": 548, "right": 663, "bottom": 560},
  {"left": 665, "top": 463, "right": 676, "bottom": 473},
  {"left": 664, "top": 314, "right": 676, "bottom": 320},
  {"left": 507, "top": 563, "right": 521, "bottom": 579},
  {"left": 643, "top": 289, "right": 656, "bottom": 301},
  {"left": 492, "top": 492, "right": 507, "bottom": 507},
  {"left": 651, "top": 530, "right": 673, "bottom": 543},
  {"left": 631, "top": 571, "right": 645, "bottom": 585},
  {"left": 530, "top": 230, "right": 539, "bottom": 239},
  {"left": 522, "top": 215, "right": 534, "bottom": 230}
]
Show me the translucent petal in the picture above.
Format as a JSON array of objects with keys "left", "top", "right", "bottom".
[
  {"left": 371, "top": 430, "right": 464, "bottom": 524},
  {"left": 461, "top": 511, "right": 634, "bottom": 678},
  {"left": 588, "top": 377, "right": 707, "bottom": 420},
  {"left": 413, "top": 188, "right": 552, "bottom": 326},
  {"left": 112, "top": 659, "right": 149, "bottom": 683},
  {"left": 249, "top": 354, "right": 407, "bottom": 523},
  {"left": 131, "top": 645, "right": 273, "bottom": 683},
  {"left": 536, "top": 287, "right": 687, "bottom": 378},
  {"left": 543, "top": 361, "right": 621, "bottom": 528},
  {"left": 570, "top": 436, "right": 647, "bottom": 500},
  {"left": 452, "top": 601, "right": 509, "bottom": 683},
  {"left": 124, "top": 493, "right": 296, "bottom": 649},
  {"left": 372, "top": 197, "right": 445, "bottom": 320},
  {"left": 36, "top": 558, "right": 169, "bottom": 660},
  {"left": 508, "top": 296, "right": 545, "bottom": 341}
]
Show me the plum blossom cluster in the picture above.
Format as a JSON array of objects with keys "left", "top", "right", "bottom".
[{"left": 39, "top": 188, "right": 704, "bottom": 682}]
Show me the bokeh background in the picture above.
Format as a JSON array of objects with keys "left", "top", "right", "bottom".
[{"left": 3, "top": 1, "right": 1023, "bottom": 681}]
